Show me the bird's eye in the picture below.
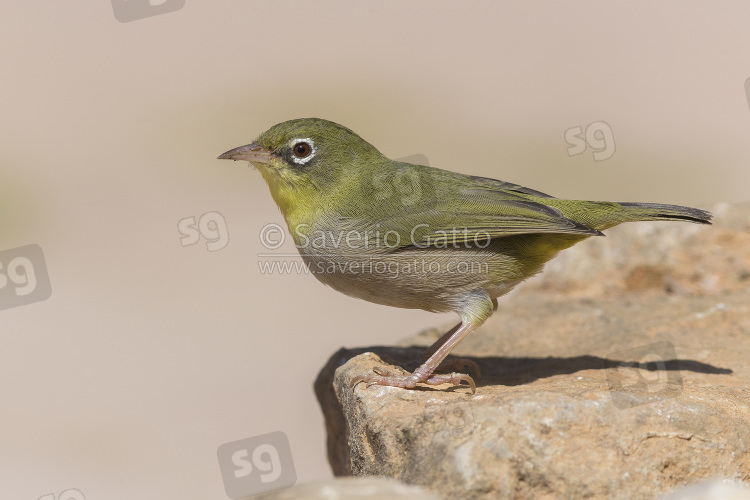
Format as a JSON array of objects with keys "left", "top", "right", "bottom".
[
  {"left": 294, "top": 142, "right": 312, "bottom": 158},
  {"left": 288, "top": 138, "right": 316, "bottom": 165}
]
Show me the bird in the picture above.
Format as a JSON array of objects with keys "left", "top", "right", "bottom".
[{"left": 218, "top": 118, "right": 711, "bottom": 393}]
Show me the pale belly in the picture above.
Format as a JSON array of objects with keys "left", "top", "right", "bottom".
[{"left": 298, "top": 242, "right": 540, "bottom": 314}]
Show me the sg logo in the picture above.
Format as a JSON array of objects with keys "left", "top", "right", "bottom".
[
  {"left": 112, "top": 0, "right": 185, "bottom": 23},
  {"left": 0, "top": 244, "right": 52, "bottom": 312},
  {"left": 178, "top": 211, "right": 229, "bottom": 252},
  {"left": 564, "top": 121, "right": 616, "bottom": 161},
  {"left": 371, "top": 154, "right": 431, "bottom": 208},
  {"left": 606, "top": 341, "right": 683, "bottom": 409},
  {"left": 217, "top": 431, "right": 296, "bottom": 499},
  {"left": 38, "top": 489, "right": 84, "bottom": 500}
]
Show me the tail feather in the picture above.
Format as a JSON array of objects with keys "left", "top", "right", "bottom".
[
  {"left": 617, "top": 202, "right": 713, "bottom": 225},
  {"left": 540, "top": 199, "right": 712, "bottom": 232}
]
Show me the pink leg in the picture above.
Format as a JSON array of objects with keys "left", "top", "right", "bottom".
[
  {"left": 421, "top": 322, "right": 481, "bottom": 380},
  {"left": 352, "top": 320, "right": 480, "bottom": 393}
]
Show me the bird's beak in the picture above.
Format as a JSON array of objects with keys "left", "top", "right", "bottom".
[{"left": 217, "top": 143, "right": 273, "bottom": 164}]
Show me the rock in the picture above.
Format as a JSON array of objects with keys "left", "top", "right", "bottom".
[
  {"left": 257, "top": 477, "right": 439, "bottom": 499},
  {"left": 314, "top": 203, "right": 750, "bottom": 499}
]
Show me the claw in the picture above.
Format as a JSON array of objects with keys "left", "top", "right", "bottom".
[{"left": 350, "top": 375, "right": 366, "bottom": 390}]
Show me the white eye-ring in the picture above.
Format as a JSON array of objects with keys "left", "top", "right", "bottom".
[{"left": 289, "top": 138, "right": 316, "bottom": 165}]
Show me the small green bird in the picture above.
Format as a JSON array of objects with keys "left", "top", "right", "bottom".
[{"left": 219, "top": 118, "right": 711, "bottom": 393}]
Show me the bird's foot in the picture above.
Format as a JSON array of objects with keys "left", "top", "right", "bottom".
[
  {"left": 402, "top": 355, "right": 481, "bottom": 381},
  {"left": 351, "top": 365, "right": 476, "bottom": 394}
]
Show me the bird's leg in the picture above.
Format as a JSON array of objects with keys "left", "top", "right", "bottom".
[
  {"left": 422, "top": 322, "right": 461, "bottom": 358},
  {"left": 423, "top": 298, "right": 497, "bottom": 379},
  {"left": 352, "top": 321, "right": 479, "bottom": 392},
  {"left": 415, "top": 322, "right": 482, "bottom": 380},
  {"left": 352, "top": 293, "right": 495, "bottom": 393}
]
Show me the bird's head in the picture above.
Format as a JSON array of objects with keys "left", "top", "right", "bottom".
[{"left": 219, "top": 118, "right": 385, "bottom": 196}]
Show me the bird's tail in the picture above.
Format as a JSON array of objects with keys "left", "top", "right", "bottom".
[
  {"left": 615, "top": 202, "right": 712, "bottom": 225},
  {"left": 542, "top": 199, "right": 712, "bottom": 232},
  {"left": 580, "top": 201, "right": 713, "bottom": 232}
]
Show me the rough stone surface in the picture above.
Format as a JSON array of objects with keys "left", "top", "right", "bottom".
[{"left": 315, "top": 203, "right": 750, "bottom": 500}]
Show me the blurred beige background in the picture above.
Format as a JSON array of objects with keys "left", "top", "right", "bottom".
[{"left": 1, "top": 1, "right": 749, "bottom": 498}]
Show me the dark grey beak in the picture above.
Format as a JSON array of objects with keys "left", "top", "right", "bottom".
[{"left": 218, "top": 143, "right": 273, "bottom": 164}]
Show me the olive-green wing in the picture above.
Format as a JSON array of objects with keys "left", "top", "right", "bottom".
[
  {"left": 337, "top": 162, "right": 600, "bottom": 250},
  {"left": 340, "top": 187, "right": 600, "bottom": 252},
  {"left": 382, "top": 199, "right": 600, "bottom": 249}
]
